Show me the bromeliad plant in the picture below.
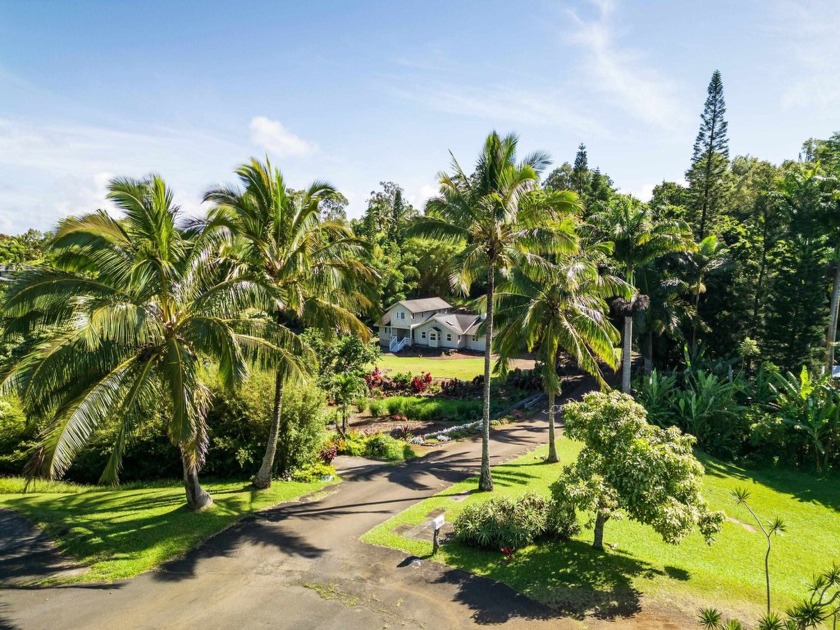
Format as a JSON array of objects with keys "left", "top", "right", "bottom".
[{"left": 0, "top": 176, "right": 279, "bottom": 510}]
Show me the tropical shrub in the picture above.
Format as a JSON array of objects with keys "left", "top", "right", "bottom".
[
  {"left": 204, "top": 371, "right": 328, "bottom": 478},
  {"left": 635, "top": 366, "right": 748, "bottom": 458},
  {"left": 330, "top": 431, "right": 415, "bottom": 461},
  {"left": 768, "top": 368, "right": 840, "bottom": 472},
  {"left": 367, "top": 399, "right": 387, "bottom": 417},
  {"left": 454, "top": 493, "right": 554, "bottom": 551},
  {"left": 0, "top": 396, "right": 33, "bottom": 476},
  {"left": 290, "top": 461, "right": 336, "bottom": 483}
]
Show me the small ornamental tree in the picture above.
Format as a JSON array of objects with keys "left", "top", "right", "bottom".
[{"left": 551, "top": 391, "right": 724, "bottom": 551}]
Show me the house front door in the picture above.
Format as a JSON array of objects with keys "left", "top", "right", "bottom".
[{"left": 429, "top": 331, "right": 438, "bottom": 348}]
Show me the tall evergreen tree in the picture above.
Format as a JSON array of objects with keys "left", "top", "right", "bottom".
[
  {"left": 571, "top": 143, "right": 590, "bottom": 198},
  {"left": 686, "top": 70, "right": 730, "bottom": 239}
]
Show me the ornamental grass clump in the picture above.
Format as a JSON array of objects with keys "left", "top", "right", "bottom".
[{"left": 454, "top": 493, "right": 554, "bottom": 551}]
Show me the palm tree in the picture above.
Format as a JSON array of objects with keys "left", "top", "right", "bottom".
[
  {"left": 1, "top": 176, "right": 273, "bottom": 510},
  {"left": 412, "top": 131, "right": 577, "bottom": 490},
  {"left": 494, "top": 250, "right": 625, "bottom": 462},
  {"left": 688, "top": 235, "right": 730, "bottom": 351},
  {"left": 590, "top": 196, "right": 693, "bottom": 393},
  {"left": 203, "top": 158, "right": 375, "bottom": 488}
]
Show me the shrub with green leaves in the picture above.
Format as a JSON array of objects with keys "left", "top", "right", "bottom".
[
  {"left": 454, "top": 493, "right": 554, "bottom": 551},
  {"left": 367, "top": 399, "right": 387, "bottom": 417}
]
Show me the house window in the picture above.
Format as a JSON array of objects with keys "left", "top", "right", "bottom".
[
  {"left": 446, "top": 333, "right": 452, "bottom": 341},
  {"left": 472, "top": 335, "right": 477, "bottom": 341},
  {"left": 421, "top": 331, "right": 426, "bottom": 339},
  {"left": 396, "top": 311, "right": 405, "bottom": 320}
]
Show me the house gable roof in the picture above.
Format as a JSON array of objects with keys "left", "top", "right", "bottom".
[
  {"left": 417, "top": 313, "right": 483, "bottom": 336},
  {"left": 389, "top": 297, "right": 452, "bottom": 313}
]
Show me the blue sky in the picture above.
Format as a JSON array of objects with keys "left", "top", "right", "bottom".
[{"left": 1, "top": 0, "right": 838, "bottom": 234}]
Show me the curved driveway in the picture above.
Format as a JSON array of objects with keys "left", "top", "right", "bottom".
[{"left": 1, "top": 396, "right": 594, "bottom": 630}]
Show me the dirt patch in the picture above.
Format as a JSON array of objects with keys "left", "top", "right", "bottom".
[
  {"left": 349, "top": 416, "right": 455, "bottom": 437},
  {"left": 726, "top": 516, "right": 758, "bottom": 534}
]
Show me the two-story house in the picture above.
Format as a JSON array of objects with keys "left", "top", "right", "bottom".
[{"left": 377, "top": 297, "right": 486, "bottom": 352}]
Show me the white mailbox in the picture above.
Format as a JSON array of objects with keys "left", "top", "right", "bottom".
[{"left": 431, "top": 514, "right": 445, "bottom": 531}]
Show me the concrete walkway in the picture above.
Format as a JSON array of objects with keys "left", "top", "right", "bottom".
[{"left": 0, "top": 389, "right": 601, "bottom": 630}]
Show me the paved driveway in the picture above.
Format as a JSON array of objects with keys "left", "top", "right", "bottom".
[{"left": 1, "top": 412, "right": 582, "bottom": 630}]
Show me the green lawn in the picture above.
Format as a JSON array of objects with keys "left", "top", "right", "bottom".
[
  {"left": 0, "top": 475, "right": 337, "bottom": 584},
  {"left": 362, "top": 440, "right": 840, "bottom": 623},
  {"left": 374, "top": 354, "right": 486, "bottom": 380}
]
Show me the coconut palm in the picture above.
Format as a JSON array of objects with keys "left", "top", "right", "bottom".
[
  {"left": 203, "top": 158, "right": 375, "bottom": 488},
  {"left": 590, "top": 196, "right": 693, "bottom": 393},
  {"left": 411, "top": 131, "right": 577, "bottom": 490},
  {"left": 494, "top": 250, "right": 625, "bottom": 462},
  {"left": 1, "top": 176, "right": 275, "bottom": 510}
]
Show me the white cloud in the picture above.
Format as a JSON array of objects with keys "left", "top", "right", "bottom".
[
  {"left": 771, "top": 0, "right": 840, "bottom": 109},
  {"left": 0, "top": 117, "right": 245, "bottom": 233},
  {"left": 563, "top": 0, "right": 687, "bottom": 133},
  {"left": 624, "top": 182, "right": 655, "bottom": 202},
  {"left": 407, "top": 183, "right": 439, "bottom": 210},
  {"left": 392, "top": 84, "right": 609, "bottom": 138},
  {"left": 249, "top": 116, "right": 318, "bottom": 158}
]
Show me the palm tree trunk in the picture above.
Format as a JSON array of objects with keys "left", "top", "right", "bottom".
[
  {"left": 825, "top": 259, "right": 840, "bottom": 374},
  {"left": 478, "top": 267, "right": 494, "bottom": 492},
  {"left": 750, "top": 206, "right": 771, "bottom": 336},
  {"left": 644, "top": 331, "right": 654, "bottom": 375},
  {"left": 181, "top": 449, "right": 213, "bottom": 511},
  {"left": 621, "top": 315, "right": 633, "bottom": 394},
  {"left": 593, "top": 512, "right": 608, "bottom": 551},
  {"left": 547, "top": 389, "right": 558, "bottom": 463},
  {"left": 254, "top": 370, "right": 284, "bottom": 489},
  {"left": 691, "top": 281, "right": 702, "bottom": 352}
]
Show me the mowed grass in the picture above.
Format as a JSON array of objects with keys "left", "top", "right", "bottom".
[
  {"left": 373, "top": 354, "right": 485, "bottom": 380},
  {"left": 362, "top": 440, "right": 840, "bottom": 622},
  {"left": 0, "top": 475, "right": 336, "bottom": 584}
]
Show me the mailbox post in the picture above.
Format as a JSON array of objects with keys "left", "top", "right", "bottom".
[{"left": 431, "top": 514, "right": 445, "bottom": 555}]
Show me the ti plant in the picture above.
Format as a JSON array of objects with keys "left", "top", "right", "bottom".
[
  {"left": 787, "top": 563, "right": 840, "bottom": 630},
  {"left": 733, "top": 488, "right": 786, "bottom": 615}
]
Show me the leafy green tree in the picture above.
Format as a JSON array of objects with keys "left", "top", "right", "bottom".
[
  {"left": 495, "top": 250, "right": 625, "bottom": 462},
  {"left": 327, "top": 372, "right": 367, "bottom": 434},
  {"left": 1, "top": 176, "right": 271, "bottom": 510},
  {"left": 204, "top": 158, "right": 374, "bottom": 487},
  {"left": 551, "top": 391, "right": 724, "bottom": 551},
  {"left": 590, "top": 195, "right": 693, "bottom": 392},
  {"left": 319, "top": 191, "right": 349, "bottom": 222},
  {"left": 0, "top": 229, "right": 47, "bottom": 266},
  {"left": 687, "top": 69, "right": 730, "bottom": 239},
  {"left": 763, "top": 166, "right": 830, "bottom": 372},
  {"left": 412, "top": 131, "right": 577, "bottom": 491}
]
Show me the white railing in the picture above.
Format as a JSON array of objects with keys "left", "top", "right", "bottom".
[{"left": 389, "top": 336, "right": 411, "bottom": 352}]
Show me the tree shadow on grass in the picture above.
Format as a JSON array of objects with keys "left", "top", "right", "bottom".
[
  {"left": 443, "top": 539, "right": 676, "bottom": 622},
  {"left": 699, "top": 452, "right": 840, "bottom": 512}
]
